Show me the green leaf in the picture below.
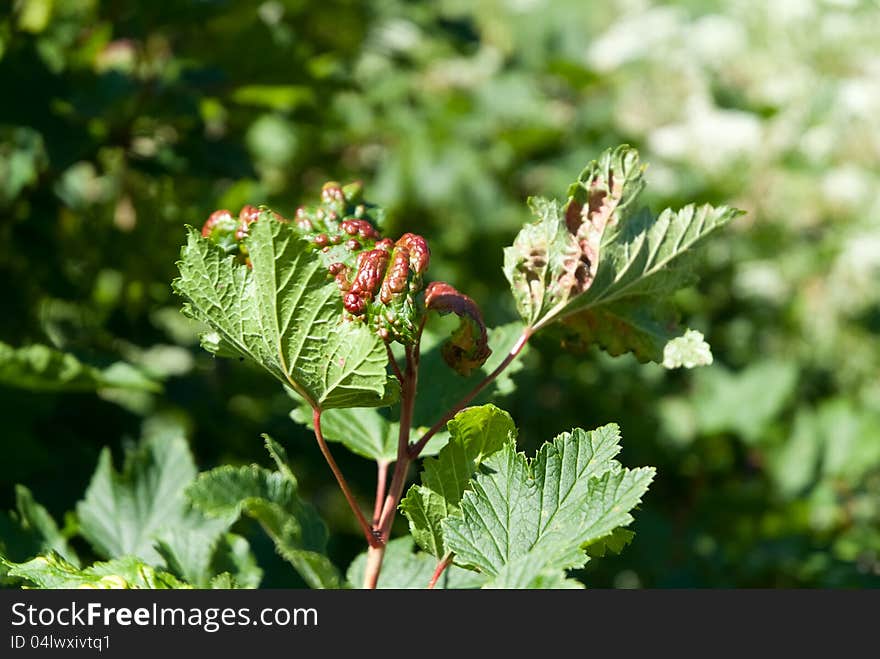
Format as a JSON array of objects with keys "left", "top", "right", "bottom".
[
  {"left": 481, "top": 554, "right": 584, "bottom": 589},
  {"left": 13, "top": 485, "right": 78, "bottom": 566},
  {"left": 154, "top": 508, "right": 238, "bottom": 587},
  {"left": 560, "top": 204, "right": 735, "bottom": 316},
  {"left": 503, "top": 145, "right": 739, "bottom": 363},
  {"left": 691, "top": 359, "right": 798, "bottom": 444},
  {"left": 0, "top": 486, "right": 79, "bottom": 566},
  {"left": 0, "top": 341, "right": 159, "bottom": 393},
  {"left": 290, "top": 405, "right": 398, "bottom": 461},
  {"left": 187, "top": 435, "right": 343, "bottom": 589},
  {"left": 76, "top": 433, "right": 198, "bottom": 563},
  {"left": 346, "top": 537, "right": 486, "bottom": 589},
  {"left": 401, "top": 405, "right": 515, "bottom": 557},
  {"left": 3, "top": 553, "right": 190, "bottom": 589},
  {"left": 209, "top": 534, "right": 263, "bottom": 589},
  {"left": 442, "top": 424, "right": 654, "bottom": 582},
  {"left": 0, "top": 126, "right": 48, "bottom": 206},
  {"left": 584, "top": 527, "right": 636, "bottom": 558},
  {"left": 173, "top": 218, "right": 398, "bottom": 410}
]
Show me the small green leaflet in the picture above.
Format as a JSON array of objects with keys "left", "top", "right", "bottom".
[
  {"left": 173, "top": 217, "right": 398, "bottom": 410},
  {"left": 401, "top": 405, "right": 516, "bottom": 557},
  {"left": 0, "top": 341, "right": 159, "bottom": 393},
  {"left": 503, "top": 145, "right": 740, "bottom": 365},
  {"left": 186, "top": 436, "right": 344, "bottom": 589},
  {"left": 442, "top": 424, "right": 654, "bottom": 582}
]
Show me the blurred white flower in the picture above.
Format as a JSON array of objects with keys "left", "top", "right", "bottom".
[
  {"left": 648, "top": 99, "right": 762, "bottom": 171},
  {"left": 376, "top": 19, "right": 422, "bottom": 54},
  {"left": 585, "top": 6, "right": 683, "bottom": 72},
  {"left": 734, "top": 261, "right": 790, "bottom": 304},
  {"left": 767, "top": 0, "right": 817, "bottom": 24},
  {"left": 837, "top": 77, "right": 880, "bottom": 119},
  {"left": 799, "top": 125, "right": 835, "bottom": 163},
  {"left": 688, "top": 14, "right": 748, "bottom": 64},
  {"left": 821, "top": 165, "right": 873, "bottom": 209}
]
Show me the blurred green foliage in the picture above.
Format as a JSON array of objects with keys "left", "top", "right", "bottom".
[{"left": 1, "top": 0, "right": 878, "bottom": 587}]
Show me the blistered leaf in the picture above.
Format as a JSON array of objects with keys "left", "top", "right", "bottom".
[
  {"left": 504, "top": 145, "right": 740, "bottom": 363},
  {"left": 503, "top": 195, "right": 581, "bottom": 328},
  {"left": 504, "top": 146, "right": 644, "bottom": 327},
  {"left": 174, "top": 217, "right": 398, "bottom": 410}
]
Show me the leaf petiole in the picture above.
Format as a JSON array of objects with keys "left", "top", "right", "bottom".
[
  {"left": 312, "top": 408, "right": 381, "bottom": 548},
  {"left": 427, "top": 553, "right": 453, "bottom": 589}
]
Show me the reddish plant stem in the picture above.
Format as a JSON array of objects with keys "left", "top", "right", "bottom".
[
  {"left": 427, "top": 553, "right": 453, "bottom": 589},
  {"left": 409, "top": 327, "right": 532, "bottom": 459},
  {"left": 385, "top": 343, "right": 404, "bottom": 384},
  {"left": 372, "top": 460, "right": 390, "bottom": 526},
  {"left": 312, "top": 408, "right": 380, "bottom": 548},
  {"left": 362, "top": 546, "right": 385, "bottom": 590},
  {"left": 378, "top": 344, "right": 419, "bottom": 536},
  {"left": 364, "top": 345, "right": 420, "bottom": 589}
]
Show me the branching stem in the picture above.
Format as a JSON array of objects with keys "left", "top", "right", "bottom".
[
  {"left": 363, "top": 326, "right": 531, "bottom": 588},
  {"left": 409, "top": 327, "right": 532, "bottom": 458},
  {"left": 363, "top": 344, "right": 420, "bottom": 588}
]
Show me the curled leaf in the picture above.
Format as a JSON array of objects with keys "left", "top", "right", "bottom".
[{"left": 424, "top": 282, "right": 491, "bottom": 376}]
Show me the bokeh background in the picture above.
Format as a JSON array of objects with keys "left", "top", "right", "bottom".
[{"left": 1, "top": 0, "right": 879, "bottom": 587}]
